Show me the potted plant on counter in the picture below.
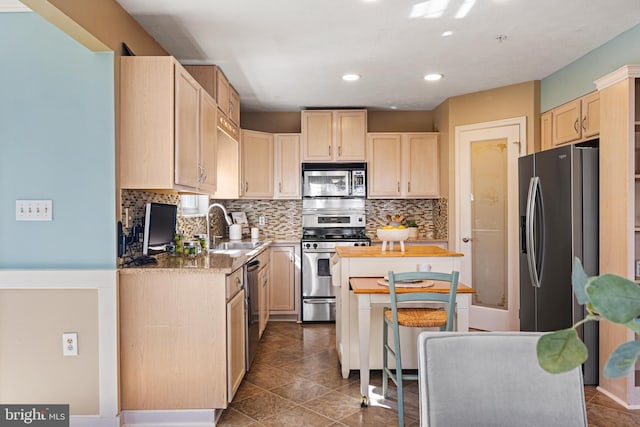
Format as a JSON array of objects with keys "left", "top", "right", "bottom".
[
  {"left": 537, "top": 258, "right": 640, "bottom": 379},
  {"left": 405, "top": 219, "right": 419, "bottom": 239}
]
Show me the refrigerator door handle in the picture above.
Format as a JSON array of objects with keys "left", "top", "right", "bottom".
[{"left": 525, "top": 176, "right": 542, "bottom": 288}]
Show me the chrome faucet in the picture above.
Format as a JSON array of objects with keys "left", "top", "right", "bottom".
[{"left": 206, "top": 203, "right": 233, "bottom": 248}]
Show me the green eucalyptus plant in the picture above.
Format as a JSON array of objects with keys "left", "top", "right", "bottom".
[{"left": 537, "top": 258, "right": 640, "bottom": 377}]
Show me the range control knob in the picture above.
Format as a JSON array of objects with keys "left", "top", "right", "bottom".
[
  {"left": 313, "top": 243, "right": 318, "bottom": 249},
  {"left": 305, "top": 243, "right": 311, "bottom": 249}
]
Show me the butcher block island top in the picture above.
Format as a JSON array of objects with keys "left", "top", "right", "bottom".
[{"left": 336, "top": 245, "right": 463, "bottom": 258}]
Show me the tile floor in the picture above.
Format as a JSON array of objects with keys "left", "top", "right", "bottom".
[{"left": 218, "top": 322, "right": 640, "bottom": 426}]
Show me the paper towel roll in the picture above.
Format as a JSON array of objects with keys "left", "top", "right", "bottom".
[
  {"left": 251, "top": 227, "right": 259, "bottom": 239},
  {"left": 229, "top": 224, "right": 242, "bottom": 240}
]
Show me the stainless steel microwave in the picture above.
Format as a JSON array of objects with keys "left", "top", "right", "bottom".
[{"left": 302, "top": 163, "right": 367, "bottom": 198}]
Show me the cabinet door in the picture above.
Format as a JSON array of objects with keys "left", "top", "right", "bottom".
[
  {"left": 174, "top": 66, "right": 200, "bottom": 189},
  {"left": 199, "top": 91, "right": 218, "bottom": 193},
  {"left": 552, "top": 99, "right": 581, "bottom": 145},
  {"left": 229, "top": 86, "right": 240, "bottom": 125},
  {"left": 269, "top": 246, "right": 295, "bottom": 312},
  {"left": 212, "top": 128, "right": 240, "bottom": 199},
  {"left": 302, "top": 111, "right": 333, "bottom": 161},
  {"left": 241, "top": 130, "right": 274, "bottom": 198},
  {"left": 540, "top": 111, "right": 553, "bottom": 151},
  {"left": 367, "top": 133, "right": 402, "bottom": 198},
  {"left": 404, "top": 133, "right": 439, "bottom": 198},
  {"left": 581, "top": 92, "right": 600, "bottom": 138},
  {"left": 216, "top": 69, "right": 230, "bottom": 117},
  {"left": 274, "top": 134, "right": 301, "bottom": 199},
  {"left": 227, "top": 288, "right": 246, "bottom": 402},
  {"left": 335, "top": 110, "right": 366, "bottom": 161},
  {"left": 258, "top": 267, "right": 270, "bottom": 337}
]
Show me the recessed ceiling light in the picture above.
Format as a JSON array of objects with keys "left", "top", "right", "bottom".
[
  {"left": 424, "top": 73, "right": 443, "bottom": 81},
  {"left": 342, "top": 74, "right": 361, "bottom": 81},
  {"left": 441, "top": 30, "right": 453, "bottom": 37},
  {"left": 390, "top": 106, "right": 398, "bottom": 110}
]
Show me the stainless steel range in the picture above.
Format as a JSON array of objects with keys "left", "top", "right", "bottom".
[{"left": 301, "top": 199, "right": 370, "bottom": 322}]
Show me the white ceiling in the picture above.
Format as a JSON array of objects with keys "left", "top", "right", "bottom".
[{"left": 8, "top": 0, "right": 640, "bottom": 111}]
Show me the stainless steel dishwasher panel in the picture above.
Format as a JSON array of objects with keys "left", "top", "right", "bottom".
[{"left": 245, "top": 259, "right": 260, "bottom": 370}]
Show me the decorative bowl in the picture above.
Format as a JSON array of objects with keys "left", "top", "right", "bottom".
[{"left": 376, "top": 228, "right": 410, "bottom": 242}]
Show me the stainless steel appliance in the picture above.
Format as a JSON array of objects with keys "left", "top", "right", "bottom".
[
  {"left": 519, "top": 143, "right": 599, "bottom": 385},
  {"left": 245, "top": 259, "right": 260, "bottom": 370},
  {"left": 302, "top": 162, "right": 367, "bottom": 198},
  {"left": 301, "top": 198, "right": 370, "bottom": 322}
]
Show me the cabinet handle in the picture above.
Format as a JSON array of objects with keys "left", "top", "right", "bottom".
[
  {"left": 573, "top": 118, "right": 579, "bottom": 134},
  {"left": 338, "top": 145, "right": 342, "bottom": 156},
  {"left": 245, "top": 182, "right": 249, "bottom": 192},
  {"left": 408, "top": 182, "right": 411, "bottom": 193},
  {"left": 582, "top": 117, "right": 587, "bottom": 131},
  {"left": 397, "top": 182, "right": 400, "bottom": 192},
  {"left": 328, "top": 145, "right": 331, "bottom": 156},
  {"left": 235, "top": 277, "right": 241, "bottom": 286},
  {"left": 279, "top": 182, "right": 282, "bottom": 192}
]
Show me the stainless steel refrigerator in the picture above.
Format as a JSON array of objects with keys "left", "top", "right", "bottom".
[{"left": 518, "top": 143, "right": 599, "bottom": 385}]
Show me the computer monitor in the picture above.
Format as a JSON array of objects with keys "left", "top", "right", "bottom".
[{"left": 142, "top": 202, "right": 177, "bottom": 256}]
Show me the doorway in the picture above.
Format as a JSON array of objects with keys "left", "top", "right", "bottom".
[{"left": 455, "top": 117, "right": 525, "bottom": 331}]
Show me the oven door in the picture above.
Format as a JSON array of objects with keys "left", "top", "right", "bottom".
[
  {"left": 303, "top": 170, "right": 351, "bottom": 197},
  {"left": 302, "top": 249, "right": 335, "bottom": 297}
]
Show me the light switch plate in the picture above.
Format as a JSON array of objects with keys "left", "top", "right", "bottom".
[{"left": 16, "top": 200, "right": 53, "bottom": 221}]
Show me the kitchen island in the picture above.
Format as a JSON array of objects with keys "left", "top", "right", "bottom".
[{"left": 332, "top": 245, "right": 466, "bottom": 381}]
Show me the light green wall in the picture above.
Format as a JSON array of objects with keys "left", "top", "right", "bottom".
[
  {"left": 541, "top": 24, "right": 640, "bottom": 111},
  {"left": 0, "top": 13, "right": 115, "bottom": 268}
]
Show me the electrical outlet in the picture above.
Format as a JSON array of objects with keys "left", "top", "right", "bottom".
[
  {"left": 16, "top": 200, "right": 53, "bottom": 221},
  {"left": 62, "top": 332, "right": 78, "bottom": 356},
  {"left": 259, "top": 216, "right": 266, "bottom": 226}
]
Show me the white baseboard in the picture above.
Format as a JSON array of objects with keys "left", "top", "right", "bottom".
[
  {"left": 122, "top": 409, "right": 219, "bottom": 426},
  {"left": 71, "top": 415, "right": 120, "bottom": 427},
  {"left": 596, "top": 386, "right": 640, "bottom": 410}
]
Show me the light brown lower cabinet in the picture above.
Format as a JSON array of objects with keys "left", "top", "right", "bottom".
[
  {"left": 258, "top": 266, "right": 270, "bottom": 338},
  {"left": 269, "top": 245, "right": 297, "bottom": 314},
  {"left": 119, "top": 271, "right": 229, "bottom": 410},
  {"left": 227, "top": 287, "right": 246, "bottom": 401}
]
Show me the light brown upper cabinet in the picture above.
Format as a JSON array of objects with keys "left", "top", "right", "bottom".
[
  {"left": 274, "top": 134, "right": 301, "bottom": 199},
  {"left": 241, "top": 130, "right": 274, "bottom": 199},
  {"left": 120, "top": 56, "right": 217, "bottom": 193},
  {"left": 301, "top": 110, "right": 367, "bottom": 161},
  {"left": 548, "top": 91, "right": 600, "bottom": 148},
  {"left": 540, "top": 111, "right": 553, "bottom": 151},
  {"left": 185, "top": 64, "right": 241, "bottom": 126},
  {"left": 367, "top": 132, "right": 439, "bottom": 198}
]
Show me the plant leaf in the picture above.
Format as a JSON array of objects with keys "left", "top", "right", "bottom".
[
  {"left": 572, "top": 257, "right": 590, "bottom": 305},
  {"left": 624, "top": 317, "right": 640, "bottom": 335},
  {"left": 537, "top": 329, "right": 588, "bottom": 374},
  {"left": 604, "top": 340, "right": 640, "bottom": 378},
  {"left": 586, "top": 274, "right": 640, "bottom": 324}
]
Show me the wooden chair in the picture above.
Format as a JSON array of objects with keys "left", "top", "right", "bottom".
[{"left": 382, "top": 270, "right": 459, "bottom": 427}]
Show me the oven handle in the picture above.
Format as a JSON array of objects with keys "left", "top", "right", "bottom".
[
  {"left": 303, "top": 299, "right": 336, "bottom": 304},
  {"left": 302, "top": 249, "right": 336, "bottom": 254}
]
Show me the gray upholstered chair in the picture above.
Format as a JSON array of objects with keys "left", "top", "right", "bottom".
[{"left": 417, "top": 332, "right": 588, "bottom": 427}]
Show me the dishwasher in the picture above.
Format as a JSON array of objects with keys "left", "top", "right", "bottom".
[{"left": 245, "top": 259, "right": 260, "bottom": 371}]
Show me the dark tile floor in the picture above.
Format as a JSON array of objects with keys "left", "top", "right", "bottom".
[{"left": 218, "top": 322, "right": 640, "bottom": 426}]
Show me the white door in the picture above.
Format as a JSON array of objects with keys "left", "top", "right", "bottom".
[{"left": 455, "top": 118, "right": 525, "bottom": 331}]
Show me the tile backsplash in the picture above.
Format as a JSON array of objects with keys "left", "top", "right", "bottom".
[{"left": 121, "top": 190, "right": 448, "bottom": 254}]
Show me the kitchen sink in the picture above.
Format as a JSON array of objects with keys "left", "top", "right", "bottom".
[
  {"left": 211, "top": 241, "right": 263, "bottom": 250},
  {"left": 209, "top": 249, "right": 245, "bottom": 257}
]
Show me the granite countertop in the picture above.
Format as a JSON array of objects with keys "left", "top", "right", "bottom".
[
  {"left": 119, "top": 240, "right": 272, "bottom": 274},
  {"left": 335, "top": 245, "right": 462, "bottom": 258}
]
